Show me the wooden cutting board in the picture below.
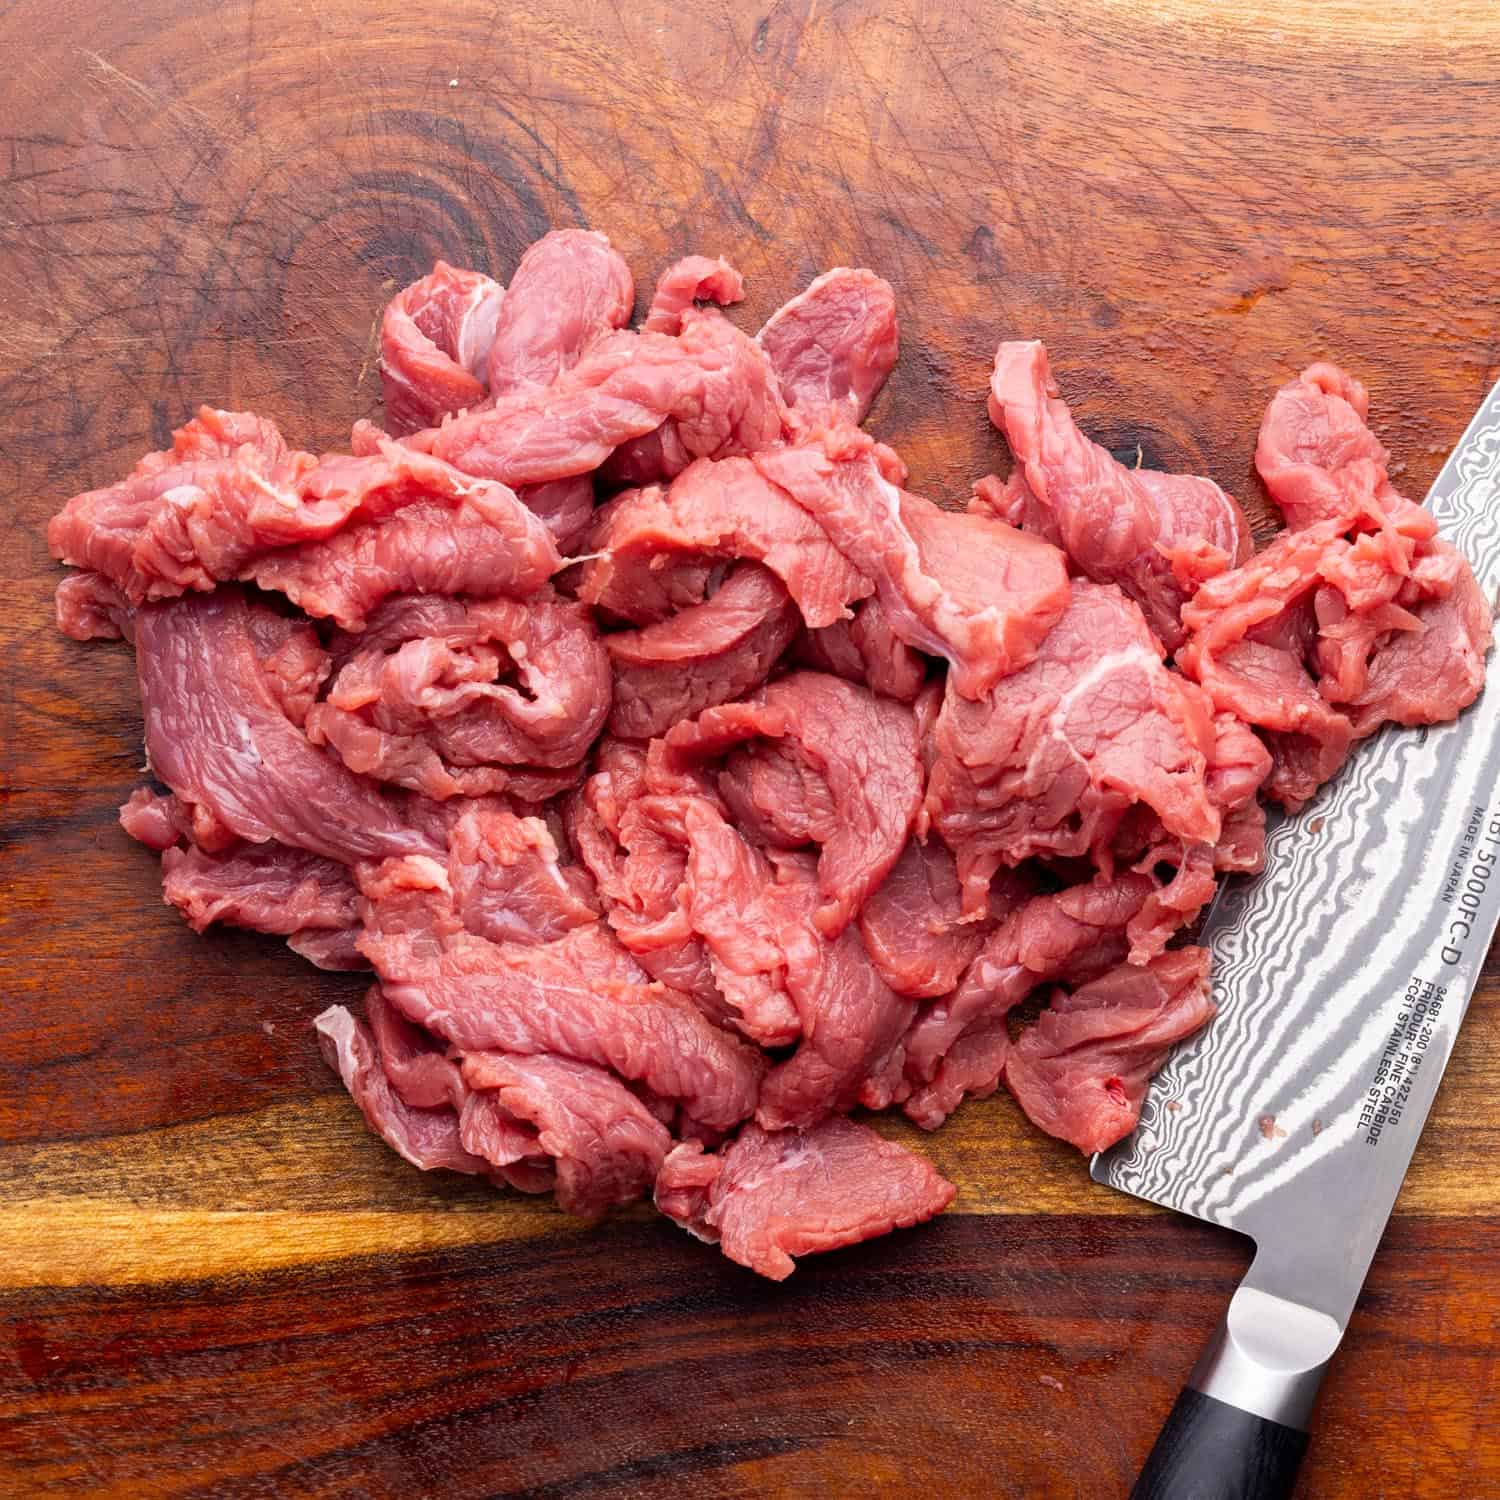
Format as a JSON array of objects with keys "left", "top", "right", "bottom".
[{"left": 2, "top": 0, "right": 1497, "bottom": 1493}]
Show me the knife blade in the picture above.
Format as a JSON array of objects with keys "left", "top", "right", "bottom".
[{"left": 1091, "top": 374, "right": 1500, "bottom": 1500}]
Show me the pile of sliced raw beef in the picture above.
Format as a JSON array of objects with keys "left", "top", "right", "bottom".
[{"left": 49, "top": 230, "right": 1490, "bottom": 1279}]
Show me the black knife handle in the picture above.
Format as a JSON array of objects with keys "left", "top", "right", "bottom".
[{"left": 1130, "top": 1386, "right": 1309, "bottom": 1500}]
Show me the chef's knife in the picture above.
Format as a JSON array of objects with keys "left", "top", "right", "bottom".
[{"left": 1092, "top": 374, "right": 1500, "bottom": 1500}]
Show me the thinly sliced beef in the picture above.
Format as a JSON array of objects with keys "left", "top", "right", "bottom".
[
  {"left": 366, "top": 986, "right": 467, "bottom": 1112},
  {"left": 1346, "top": 546, "right": 1491, "bottom": 735},
  {"left": 675, "top": 810, "right": 806, "bottom": 1047},
  {"left": 642, "top": 255, "right": 745, "bottom": 336},
  {"left": 432, "top": 309, "right": 786, "bottom": 489},
  {"left": 486, "top": 229, "right": 635, "bottom": 396},
  {"left": 988, "top": 341, "right": 1251, "bottom": 650},
  {"left": 315, "top": 1004, "right": 490, "bottom": 1175},
  {"left": 654, "top": 1117, "right": 955, "bottom": 1280},
  {"left": 457, "top": 1090, "right": 548, "bottom": 1191},
  {"left": 446, "top": 802, "right": 599, "bottom": 945},
  {"left": 754, "top": 861, "right": 915, "bottom": 1126},
  {"left": 564, "top": 742, "right": 723, "bottom": 1010},
  {"left": 756, "top": 267, "right": 899, "bottom": 429},
  {"left": 160, "top": 839, "right": 358, "bottom": 937},
  {"left": 1178, "top": 363, "right": 1491, "bottom": 809},
  {"left": 462, "top": 1051, "right": 670, "bottom": 1216},
  {"left": 925, "top": 580, "right": 1219, "bottom": 917},
  {"left": 56, "top": 571, "right": 132, "bottom": 641},
  {"left": 566, "top": 756, "right": 804, "bottom": 1047},
  {"left": 56, "top": 231, "right": 1492, "bottom": 1282},
  {"left": 380, "top": 262, "right": 505, "bottom": 434},
  {"left": 793, "top": 594, "right": 925, "bottom": 702},
  {"left": 48, "top": 409, "right": 316, "bottom": 603},
  {"left": 119, "top": 786, "right": 237, "bottom": 853},
  {"left": 306, "top": 591, "right": 608, "bottom": 798},
  {"left": 755, "top": 430, "right": 1070, "bottom": 698},
  {"left": 1179, "top": 526, "right": 1450, "bottom": 809},
  {"left": 49, "top": 416, "right": 564, "bottom": 623},
  {"left": 859, "top": 840, "right": 1029, "bottom": 999},
  {"left": 902, "top": 874, "right": 1158, "bottom": 1129},
  {"left": 605, "top": 564, "right": 800, "bottom": 739},
  {"left": 247, "top": 446, "right": 561, "bottom": 630},
  {"left": 359, "top": 888, "right": 764, "bottom": 1131},
  {"left": 1254, "top": 362, "right": 1411, "bottom": 533},
  {"left": 480, "top": 229, "right": 636, "bottom": 551},
  {"left": 579, "top": 457, "right": 871, "bottom": 629},
  {"left": 660, "top": 671, "right": 923, "bottom": 938},
  {"left": 137, "top": 589, "right": 436, "bottom": 864},
  {"left": 1005, "top": 948, "right": 1214, "bottom": 1153}
]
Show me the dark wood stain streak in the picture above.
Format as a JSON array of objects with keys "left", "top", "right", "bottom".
[{"left": 2, "top": 0, "right": 1499, "bottom": 1495}]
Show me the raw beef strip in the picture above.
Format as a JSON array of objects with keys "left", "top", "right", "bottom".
[
  {"left": 1104, "top": 710, "right": 1272, "bottom": 964},
  {"left": 902, "top": 873, "right": 1158, "bottom": 1129},
  {"left": 456, "top": 1087, "right": 540, "bottom": 1164},
  {"left": 1346, "top": 546, "right": 1491, "bottom": 736},
  {"left": 380, "top": 262, "right": 505, "bottom": 434},
  {"left": 50, "top": 417, "right": 561, "bottom": 616},
  {"left": 659, "top": 671, "right": 923, "bottom": 938},
  {"left": 755, "top": 267, "right": 899, "bottom": 430},
  {"left": 1256, "top": 366, "right": 1490, "bottom": 730},
  {"left": 432, "top": 308, "right": 786, "bottom": 490},
  {"left": 1178, "top": 536, "right": 1358, "bottom": 809},
  {"left": 754, "top": 858, "right": 915, "bottom": 1126},
  {"left": 1178, "top": 523, "right": 1481, "bottom": 808},
  {"left": 136, "top": 589, "right": 437, "bottom": 864},
  {"left": 244, "top": 610, "right": 331, "bottom": 727},
  {"left": 1179, "top": 362, "right": 1490, "bottom": 808},
  {"left": 461, "top": 1051, "right": 671, "bottom": 1217},
  {"left": 567, "top": 738, "right": 702, "bottom": 948},
  {"left": 859, "top": 840, "right": 1030, "bottom": 999},
  {"left": 988, "top": 340, "right": 1252, "bottom": 650},
  {"left": 160, "top": 839, "right": 359, "bottom": 939},
  {"left": 457, "top": 1087, "right": 557, "bottom": 1194},
  {"left": 654, "top": 1117, "right": 954, "bottom": 1280},
  {"left": 1005, "top": 947, "right": 1215, "bottom": 1153},
  {"left": 314, "top": 1004, "right": 490, "bottom": 1175},
  {"left": 755, "top": 429, "right": 1070, "bottom": 698},
  {"left": 601, "top": 266, "right": 775, "bottom": 489},
  {"left": 366, "top": 986, "right": 467, "bottom": 1112},
  {"left": 1205, "top": 713, "right": 1274, "bottom": 852},
  {"left": 792, "top": 594, "right": 926, "bottom": 703},
  {"left": 567, "top": 758, "right": 803, "bottom": 1046},
  {"left": 486, "top": 229, "right": 635, "bottom": 395},
  {"left": 283, "top": 929, "right": 365, "bottom": 970},
  {"left": 673, "top": 803, "right": 806, "bottom": 1046},
  {"left": 564, "top": 742, "right": 724, "bottom": 1011},
  {"left": 120, "top": 787, "right": 197, "bottom": 851},
  {"left": 55, "top": 571, "right": 132, "bottom": 641},
  {"left": 1255, "top": 362, "right": 1415, "bottom": 533},
  {"left": 48, "top": 408, "right": 316, "bottom": 602},
  {"left": 359, "top": 888, "right": 764, "bottom": 1132},
  {"left": 642, "top": 255, "right": 745, "bottom": 335},
  {"left": 306, "top": 591, "right": 608, "bottom": 799},
  {"left": 445, "top": 801, "right": 600, "bottom": 945},
  {"left": 579, "top": 456, "right": 872, "bottom": 629},
  {"left": 483, "top": 229, "right": 636, "bottom": 551},
  {"left": 605, "top": 564, "right": 801, "bottom": 739},
  {"left": 247, "top": 445, "right": 561, "bottom": 630},
  {"left": 119, "top": 786, "right": 238, "bottom": 854},
  {"left": 717, "top": 738, "right": 838, "bottom": 850},
  {"left": 925, "top": 580, "right": 1219, "bottom": 918}
]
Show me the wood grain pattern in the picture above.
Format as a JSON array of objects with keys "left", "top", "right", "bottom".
[{"left": 2, "top": 0, "right": 1498, "bottom": 1493}]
